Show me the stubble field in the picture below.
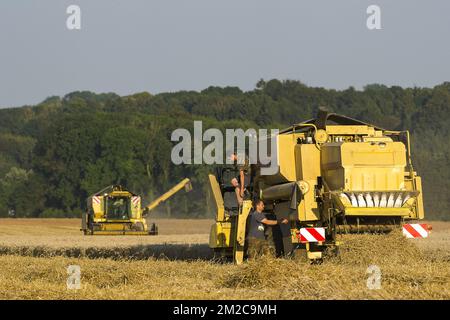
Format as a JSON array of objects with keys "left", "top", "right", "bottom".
[{"left": 0, "top": 218, "right": 449, "bottom": 299}]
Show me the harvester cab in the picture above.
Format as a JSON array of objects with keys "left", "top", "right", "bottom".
[
  {"left": 209, "top": 109, "right": 426, "bottom": 264},
  {"left": 81, "top": 185, "right": 150, "bottom": 235},
  {"left": 81, "top": 178, "right": 192, "bottom": 235}
]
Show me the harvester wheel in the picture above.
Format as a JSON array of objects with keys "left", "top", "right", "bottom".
[
  {"left": 323, "top": 245, "right": 340, "bottom": 260},
  {"left": 309, "top": 258, "right": 323, "bottom": 265},
  {"left": 212, "top": 249, "right": 230, "bottom": 263},
  {"left": 149, "top": 223, "right": 158, "bottom": 235},
  {"left": 131, "top": 222, "right": 145, "bottom": 232}
]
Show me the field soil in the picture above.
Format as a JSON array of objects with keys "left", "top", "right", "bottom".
[{"left": 0, "top": 218, "right": 449, "bottom": 299}]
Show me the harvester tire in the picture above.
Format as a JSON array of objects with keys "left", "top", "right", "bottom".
[
  {"left": 149, "top": 223, "right": 158, "bottom": 235},
  {"left": 131, "top": 222, "right": 145, "bottom": 232}
]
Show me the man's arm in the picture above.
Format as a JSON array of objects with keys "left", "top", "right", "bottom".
[
  {"left": 261, "top": 218, "right": 288, "bottom": 226},
  {"left": 234, "top": 187, "right": 243, "bottom": 205},
  {"left": 261, "top": 218, "right": 278, "bottom": 226}
]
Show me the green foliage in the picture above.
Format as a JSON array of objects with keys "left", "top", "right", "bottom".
[
  {"left": 0, "top": 80, "right": 449, "bottom": 219},
  {"left": 41, "top": 208, "right": 81, "bottom": 218},
  {"left": 0, "top": 167, "right": 46, "bottom": 217}
]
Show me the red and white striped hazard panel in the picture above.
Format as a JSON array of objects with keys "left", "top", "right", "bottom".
[
  {"left": 299, "top": 227, "right": 326, "bottom": 243},
  {"left": 402, "top": 224, "right": 430, "bottom": 238},
  {"left": 132, "top": 196, "right": 140, "bottom": 206},
  {"left": 93, "top": 196, "right": 101, "bottom": 205}
]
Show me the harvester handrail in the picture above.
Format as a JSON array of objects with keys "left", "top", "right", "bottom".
[
  {"left": 290, "top": 123, "right": 321, "bottom": 150},
  {"left": 290, "top": 123, "right": 318, "bottom": 134}
]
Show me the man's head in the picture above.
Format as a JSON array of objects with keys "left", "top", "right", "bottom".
[
  {"left": 254, "top": 199, "right": 265, "bottom": 212},
  {"left": 231, "top": 178, "right": 239, "bottom": 188}
]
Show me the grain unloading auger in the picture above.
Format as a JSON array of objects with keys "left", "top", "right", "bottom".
[
  {"left": 209, "top": 109, "right": 426, "bottom": 263},
  {"left": 81, "top": 178, "right": 192, "bottom": 235}
]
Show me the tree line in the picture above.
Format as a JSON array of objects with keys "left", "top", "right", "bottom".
[{"left": 0, "top": 79, "right": 449, "bottom": 220}]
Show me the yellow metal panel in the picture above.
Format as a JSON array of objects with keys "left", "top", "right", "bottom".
[
  {"left": 99, "top": 223, "right": 131, "bottom": 231},
  {"left": 307, "top": 251, "right": 323, "bottom": 260},
  {"left": 131, "top": 197, "right": 140, "bottom": 219},
  {"left": 209, "top": 222, "right": 232, "bottom": 248},
  {"left": 208, "top": 174, "right": 225, "bottom": 221},
  {"left": 403, "top": 172, "right": 424, "bottom": 220},
  {"left": 322, "top": 142, "right": 406, "bottom": 191},
  {"left": 92, "top": 231, "right": 149, "bottom": 235},
  {"left": 278, "top": 134, "right": 297, "bottom": 182},
  {"left": 344, "top": 207, "right": 410, "bottom": 216},
  {"left": 346, "top": 167, "right": 405, "bottom": 191},
  {"left": 295, "top": 144, "right": 320, "bottom": 180},
  {"left": 363, "top": 137, "right": 393, "bottom": 142},
  {"left": 297, "top": 179, "right": 320, "bottom": 221},
  {"left": 260, "top": 132, "right": 309, "bottom": 185},
  {"left": 110, "top": 191, "right": 133, "bottom": 197},
  {"left": 236, "top": 201, "right": 253, "bottom": 246},
  {"left": 340, "top": 141, "right": 406, "bottom": 166},
  {"left": 414, "top": 176, "right": 425, "bottom": 220},
  {"left": 265, "top": 134, "right": 298, "bottom": 184},
  {"left": 292, "top": 144, "right": 321, "bottom": 222},
  {"left": 325, "top": 125, "right": 375, "bottom": 136},
  {"left": 320, "top": 143, "right": 342, "bottom": 191},
  {"left": 93, "top": 196, "right": 104, "bottom": 219},
  {"left": 234, "top": 200, "right": 253, "bottom": 264}
]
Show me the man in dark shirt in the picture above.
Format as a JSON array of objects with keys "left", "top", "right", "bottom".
[{"left": 246, "top": 199, "right": 288, "bottom": 260}]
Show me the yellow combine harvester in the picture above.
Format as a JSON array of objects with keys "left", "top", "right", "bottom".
[
  {"left": 209, "top": 109, "right": 425, "bottom": 263},
  {"left": 81, "top": 178, "right": 192, "bottom": 235}
]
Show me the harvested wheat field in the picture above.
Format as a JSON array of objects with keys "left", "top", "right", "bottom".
[{"left": 0, "top": 218, "right": 449, "bottom": 299}]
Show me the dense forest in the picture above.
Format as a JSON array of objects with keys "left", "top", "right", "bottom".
[{"left": 0, "top": 79, "right": 449, "bottom": 220}]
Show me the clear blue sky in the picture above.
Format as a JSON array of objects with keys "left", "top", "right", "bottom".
[{"left": 0, "top": 0, "right": 449, "bottom": 107}]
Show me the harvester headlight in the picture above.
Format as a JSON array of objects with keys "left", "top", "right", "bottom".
[
  {"left": 297, "top": 180, "right": 310, "bottom": 195},
  {"left": 314, "top": 129, "right": 328, "bottom": 144}
]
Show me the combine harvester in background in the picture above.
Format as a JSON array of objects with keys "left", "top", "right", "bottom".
[
  {"left": 209, "top": 109, "right": 429, "bottom": 264},
  {"left": 81, "top": 178, "right": 192, "bottom": 235}
]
